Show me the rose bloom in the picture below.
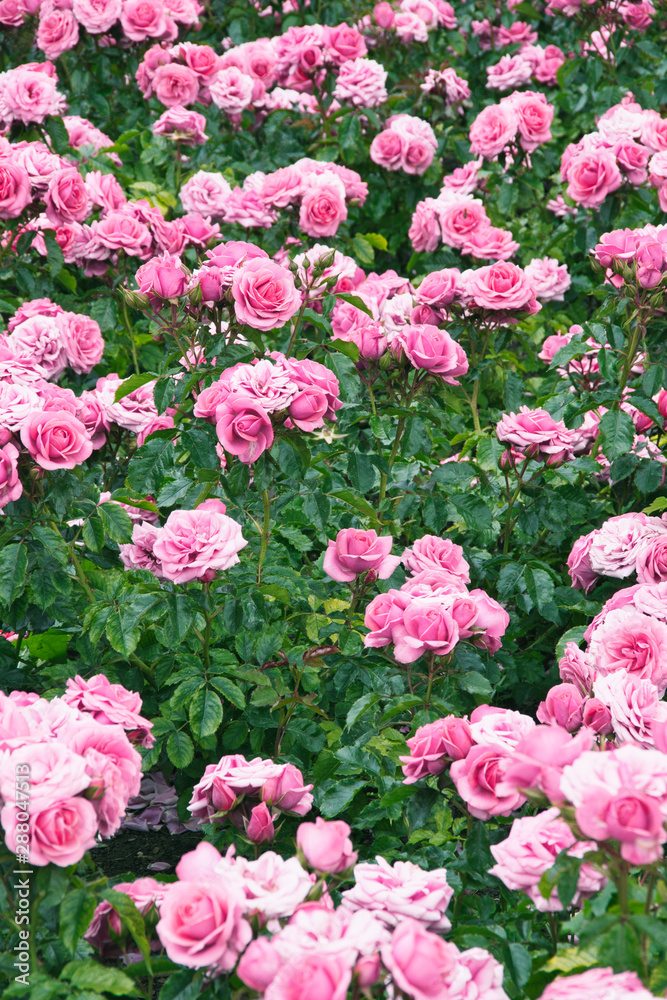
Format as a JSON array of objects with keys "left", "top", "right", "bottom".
[
  {"left": 559, "top": 641, "right": 596, "bottom": 695},
  {"left": 409, "top": 198, "right": 441, "bottom": 252},
  {"left": 21, "top": 410, "right": 93, "bottom": 471},
  {"left": 120, "top": 0, "right": 170, "bottom": 41},
  {"left": 400, "top": 716, "right": 474, "bottom": 783},
  {"left": 510, "top": 91, "right": 554, "bottom": 152},
  {"left": 0, "top": 158, "right": 32, "bottom": 219},
  {"left": 210, "top": 66, "right": 255, "bottom": 115},
  {"left": 382, "top": 919, "right": 464, "bottom": 1000},
  {"left": 63, "top": 673, "right": 154, "bottom": 747},
  {"left": 299, "top": 174, "right": 348, "bottom": 238},
  {"left": 323, "top": 529, "right": 400, "bottom": 583},
  {"left": 466, "top": 261, "right": 536, "bottom": 312},
  {"left": 539, "top": 968, "right": 656, "bottom": 1000},
  {"left": 333, "top": 57, "right": 388, "bottom": 107},
  {"left": 565, "top": 148, "right": 623, "bottom": 208},
  {"left": 489, "top": 808, "right": 605, "bottom": 911},
  {"left": 567, "top": 531, "right": 599, "bottom": 592},
  {"left": 469, "top": 705, "right": 535, "bottom": 750},
  {"left": 297, "top": 817, "right": 357, "bottom": 873},
  {"left": 7, "top": 315, "right": 67, "bottom": 378},
  {"left": 594, "top": 670, "right": 667, "bottom": 748},
  {"left": 2, "top": 795, "right": 98, "bottom": 867},
  {"left": 437, "top": 195, "right": 488, "bottom": 249},
  {"left": 153, "top": 106, "right": 208, "bottom": 145},
  {"left": 370, "top": 129, "right": 407, "bottom": 171},
  {"left": 72, "top": 0, "right": 122, "bottom": 32},
  {"left": 469, "top": 102, "right": 518, "bottom": 159},
  {"left": 486, "top": 54, "right": 533, "bottom": 91},
  {"left": 180, "top": 170, "right": 231, "bottom": 216},
  {"left": 152, "top": 63, "right": 200, "bottom": 108},
  {"left": 231, "top": 257, "right": 301, "bottom": 331},
  {"left": 415, "top": 268, "right": 462, "bottom": 308},
  {"left": 216, "top": 393, "right": 274, "bottom": 464},
  {"left": 636, "top": 534, "right": 667, "bottom": 584},
  {"left": 536, "top": 683, "right": 585, "bottom": 732},
  {"left": 588, "top": 513, "right": 666, "bottom": 579},
  {"left": 59, "top": 312, "right": 105, "bottom": 374},
  {"left": 136, "top": 253, "right": 189, "bottom": 303},
  {"left": 496, "top": 407, "right": 575, "bottom": 462},
  {"left": 94, "top": 212, "right": 152, "bottom": 257},
  {"left": 265, "top": 954, "right": 351, "bottom": 1000},
  {"left": 450, "top": 744, "right": 526, "bottom": 819},
  {"left": 45, "top": 168, "right": 90, "bottom": 225},
  {"left": 523, "top": 257, "right": 570, "bottom": 302},
  {"left": 152, "top": 507, "right": 247, "bottom": 583},
  {"left": 36, "top": 8, "right": 79, "bottom": 60},
  {"left": 157, "top": 879, "right": 251, "bottom": 969},
  {"left": 0, "top": 68, "right": 66, "bottom": 125},
  {"left": 402, "top": 535, "right": 470, "bottom": 583},
  {"left": 342, "top": 856, "right": 453, "bottom": 930},
  {"left": 0, "top": 443, "right": 22, "bottom": 509}
]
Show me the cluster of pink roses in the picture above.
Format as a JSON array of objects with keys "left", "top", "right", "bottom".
[
  {"left": 410, "top": 188, "right": 520, "bottom": 261},
  {"left": 559, "top": 95, "right": 667, "bottom": 210},
  {"left": 568, "top": 511, "right": 667, "bottom": 593},
  {"left": 545, "top": 0, "right": 654, "bottom": 28},
  {"left": 469, "top": 91, "right": 554, "bottom": 161},
  {"left": 420, "top": 66, "right": 470, "bottom": 107},
  {"left": 371, "top": 0, "right": 456, "bottom": 44},
  {"left": 370, "top": 114, "right": 437, "bottom": 176},
  {"left": 192, "top": 350, "right": 342, "bottom": 464},
  {"left": 120, "top": 498, "right": 247, "bottom": 582},
  {"left": 496, "top": 407, "right": 578, "bottom": 468},
  {"left": 593, "top": 223, "right": 667, "bottom": 290},
  {"left": 86, "top": 823, "right": 510, "bottom": 1000},
  {"left": 0, "top": 680, "right": 148, "bottom": 866},
  {"left": 180, "top": 157, "right": 366, "bottom": 234},
  {"left": 0, "top": 62, "right": 66, "bottom": 128},
  {"left": 0, "top": 0, "right": 202, "bottom": 52},
  {"left": 187, "top": 753, "right": 313, "bottom": 843},
  {"left": 485, "top": 45, "right": 566, "bottom": 92},
  {"left": 363, "top": 533, "right": 509, "bottom": 663}
]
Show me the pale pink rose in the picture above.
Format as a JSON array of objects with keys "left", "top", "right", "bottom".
[
  {"left": 260, "top": 762, "right": 313, "bottom": 815},
  {"left": 0, "top": 0, "right": 25, "bottom": 25},
  {"left": 402, "top": 535, "right": 470, "bottom": 582},
  {"left": 94, "top": 212, "right": 152, "bottom": 257},
  {"left": 463, "top": 224, "right": 519, "bottom": 261},
  {"left": 496, "top": 407, "right": 574, "bottom": 462},
  {"left": 152, "top": 507, "right": 247, "bottom": 583},
  {"left": 594, "top": 669, "right": 667, "bottom": 748},
  {"left": 409, "top": 198, "right": 441, "bottom": 252},
  {"left": 265, "top": 954, "right": 351, "bottom": 1000},
  {"left": 466, "top": 261, "right": 537, "bottom": 312},
  {"left": 120, "top": 0, "right": 170, "bottom": 41},
  {"left": 58, "top": 312, "right": 104, "bottom": 374},
  {"left": 157, "top": 879, "right": 251, "bottom": 969},
  {"left": 73, "top": 0, "right": 121, "bottom": 31},
  {"left": 567, "top": 530, "right": 599, "bottom": 592},
  {"left": 400, "top": 716, "right": 474, "bottom": 783},
  {"left": 152, "top": 63, "right": 200, "bottom": 108},
  {"left": 21, "top": 409, "right": 92, "bottom": 470},
  {"left": 210, "top": 66, "right": 255, "bottom": 114},
  {"left": 437, "top": 195, "right": 488, "bottom": 249},
  {"left": 0, "top": 157, "right": 32, "bottom": 219},
  {"left": 333, "top": 57, "right": 387, "bottom": 107},
  {"left": 490, "top": 725, "right": 593, "bottom": 804},
  {"left": 0, "top": 443, "right": 22, "bottom": 508},
  {"left": 44, "top": 168, "right": 90, "bottom": 226},
  {"left": 2, "top": 795, "right": 97, "bottom": 866},
  {"left": 101, "top": 375, "right": 158, "bottom": 433},
  {"left": 370, "top": 129, "right": 407, "bottom": 171},
  {"left": 342, "top": 856, "right": 453, "bottom": 930},
  {"left": 469, "top": 705, "right": 535, "bottom": 750},
  {"left": 451, "top": 744, "right": 526, "bottom": 819},
  {"left": 382, "top": 920, "right": 462, "bottom": 1000},
  {"left": 231, "top": 257, "right": 301, "bottom": 330},
  {"left": 486, "top": 54, "right": 532, "bottom": 91},
  {"left": 237, "top": 938, "right": 283, "bottom": 992},
  {"left": 84, "top": 171, "right": 126, "bottom": 213},
  {"left": 323, "top": 528, "right": 400, "bottom": 583},
  {"left": 222, "top": 850, "right": 315, "bottom": 919},
  {"left": 299, "top": 174, "right": 348, "bottom": 238},
  {"left": 297, "top": 817, "right": 357, "bottom": 873},
  {"left": 509, "top": 90, "right": 554, "bottom": 151},
  {"left": 565, "top": 148, "right": 623, "bottom": 207},
  {"left": 0, "top": 742, "right": 89, "bottom": 812},
  {"left": 63, "top": 673, "right": 153, "bottom": 747},
  {"left": 119, "top": 520, "right": 163, "bottom": 576},
  {"left": 373, "top": 0, "right": 395, "bottom": 25},
  {"left": 1, "top": 67, "right": 66, "bottom": 125},
  {"left": 215, "top": 393, "right": 274, "bottom": 464},
  {"left": 523, "top": 257, "right": 570, "bottom": 301},
  {"left": 394, "top": 10, "right": 428, "bottom": 43},
  {"left": 36, "top": 7, "right": 79, "bottom": 59},
  {"left": 636, "top": 534, "right": 667, "bottom": 584},
  {"left": 588, "top": 513, "right": 666, "bottom": 578},
  {"left": 180, "top": 170, "right": 231, "bottom": 216},
  {"left": 469, "top": 102, "right": 518, "bottom": 159},
  {"left": 641, "top": 111, "right": 667, "bottom": 153},
  {"left": 539, "top": 968, "right": 656, "bottom": 1000},
  {"left": 558, "top": 642, "right": 596, "bottom": 694},
  {"left": 7, "top": 315, "right": 67, "bottom": 378},
  {"left": 415, "top": 268, "right": 462, "bottom": 307},
  {"left": 153, "top": 106, "right": 208, "bottom": 145},
  {"left": 490, "top": 808, "right": 605, "bottom": 911},
  {"left": 536, "top": 683, "right": 585, "bottom": 732}
]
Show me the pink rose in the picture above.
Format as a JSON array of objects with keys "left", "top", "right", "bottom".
[
  {"left": 468, "top": 589, "right": 510, "bottom": 653},
  {"left": 496, "top": 406, "right": 574, "bottom": 462},
  {"left": 0, "top": 67, "right": 66, "bottom": 125},
  {"left": 261, "top": 761, "right": 313, "bottom": 814},
  {"left": 466, "top": 261, "right": 537, "bottom": 312},
  {"left": 392, "top": 597, "right": 461, "bottom": 664},
  {"left": 558, "top": 641, "right": 595, "bottom": 694},
  {"left": 37, "top": 8, "right": 79, "bottom": 59},
  {"left": 486, "top": 54, "right": 533, "bottom": 91},
  {"left": 156, "top": 879, "right": 251, "bottom": 969},
  {"left": 2, "top": 795, "right": 98, "bottom": 867},
  {"left": 180, "top": 170, "right": 231, "bottom": 216},
  {"left": 594, "top": 670, "right": 667, "bottom": 747},
  {"left": 246, "top": 802, "right": 275, "bottom": 843},
  {"left": 0, "top": 158, "right": 32, "bottom": 219},
  {"left": 567, "top": 531, "right": 599, "bottom": 592},
  {"left": 364, "top": 589, "right": 411, "bottom": 649},
  {"left": 342, "top": 856, "right": 453, "bottom": 929},
  {"left": 565, "top": 149, "right": 623, "bottom": 208},
  {"left": 0, "top": 443, "right": 22, "bottom": 509},
  {"left": 63, "top": 673, "right": 153, "bottom": 747},
  {"left": 59, "top": 312, "right": 105, "bottom": 374},
  {"left": 21, "top": 410, "right": 92, "bottom": 470},
  {"left": 297, "top": 817, "right": 358, "bottom": 872},
  {"left": 120, "top": 0, "right": 170, "bottom": 41},
  {"left": 152, "top": 507, "right": 247, "bottom": 583},
  {"left": 136, "top": 253, "right": 189, "bottom": 303},
  {"left": 324, "top": 22, "right": 367, "bottom": 64},
  {"left": 438, "top": 195, "right": 488, "bottom": 249},
  {"left": 409, "top": 198, "right": 441, "bottom": 252},
  {"left": 323, "top": 528, "right": 400, "bottom": 583},
  {"left": 540, "top": 969, "right": 656, "bottom": 1000},
  {"left": 237, "top": 938, "right": 283, "bottom": 992},
  {"left": 373, "top": 1, "right": 395, "bottom": 26},
  {"left": 45, "top": 168, "right": 90, "bottom": 225},
  {"left": 402, "top": 535, "right": 470, "bottom": 582},
  {"left": 415, "top": 268, "right": 462, "bottom": 308},
  {"left": 523, "top": 257, "right": 570, "bottom": 302},
  {"left": 332, "top": 57, "right": 387, "bottom": 107},
  {"left": 382, "top": 919, "right": 461, "bottom": 1000},
  {"left": 153, "top": 64, "right": 200, "bottom": 108},
  {"left": 153, "top": 106, "right": 208, "bottom": 145},
  {"left": 636, "top": 534, "right": 667, "bottom": 584},
  {"left": 370, "top": 129, "right": 406, "bottom": 171},
  {"left": 299, "top": 174, "right": 348, "bottom": 238},
  {"left": 503, "top": 725, "right": 593, "bottom": 803},
  {"left": 536, "top": 683, "right": 585, "bottom": 731},
  {"left": 265, "top": 954, "right": 352, "bottom": 1000},
  {"left": 577, "top": 786, "right": 666, "bottom": 864},
  {"left": 288, "top": 387, "right": 329, "bottom": 431},
  {"left": 469, "top": 102, "right": 518, "bottom": 159},
  {"left": 231, "top": 257, "right": 301, "bottom": 330},
  {"left": 393, "top": 324, "right": 468, "bottom": 383},
  {"left": 94, "top": 212, "right": 152, "bottom": 257},
  {"left": 583, "top": 697, "right": 614, "bottom": 734},
  {"left": 510, "top": 91, "right": 554, "bottom": 151},
  {"left": 450, "top": 744, "right": 526, "bottom": 819},
  {"left": 210, "top": 66, "right": 255, "bottom": 114},
  {"left": 400, "top": 716, "right": 474, "bottom": 783},
  {"left": 73, "top": 0, "right": 122, "bottom": 32},
  {"left": 463, "top": 224, "right": 519, "bottom": 261},
  {"left": 215, "top": 393, "right": 274, "bottom": 464}
]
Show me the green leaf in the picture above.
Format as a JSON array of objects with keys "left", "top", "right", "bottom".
[
  {"left": 25, "top": 629, "right": 70, "bottom": 661},
  {"left": 555, "top": 626, "right": 587, "bottom": 661},
  {"left": 106, "top": 610, "right": 140, "bottom": 656},
  {"left": 163, "top": 593, "right": 194, "bottom": 643},
  {"left": 98, "top": 502, "right": 133, "bottom": 543},
  {"left": 103, "top": 890, "right": 152, "bottom": 965},
  {"left": 275, "top": 525, "right": 313, "bottom": 552},
  {"left": 330, "top": 338, "right": 360, "bottom": 361},
  {"left": 346, "top": 692, "right": 379, "bottom": 728},
  {"left": 525, "top": 565, "right": 555, "bottom": 612},
  {"left": 543, "top": 948, "right": 600, "bottom": 973},
  {"left": 362, "top": 233, "right": 388, "bottom": 250},
  {"left": 0, "top": 543, "right": 27, "bottom": 605},
  {"left": 61, "top": 961, "right": 136, "bottom": 996},
  {"left": 457, "top": 672, "right": 492, "bottom": 696},
  {"left": 166, "top": 731, "right": 194, "bottom": 767},
  {"left": 82, "top": 515, "right": 105, "bottom": 553},
  {"left": 331, "top": 489, "right": 381, "bottom": 523},
  {"left": 158, "top": 968, "right": 203, "bottom": 1000},
  {"left": 31, "top": 525, "right": 69, "bottom": 566},
  {"left": 189, "top": 687, "right": 223, "bottom": 739},
  {"left": 319, "top": 778, "right": 366, "bottom": 818},
  {"left": 636, "top": 460, "right": 664, "bottom": 495},
  {"left": 46, "top": 116, "right": 71, "bottom": 155},
  {"left": 503, "top": 943, "right": 532, "bottom": 989},
  {"left": 347, "top": 452, "right": 376, "bottom": 493},
  {"left": 598, "top": 409, "right": 635, "bottom": 459},
  {"left": 643, "top": 496, "right": 667, "bottom": 515},
  {"left": 334, "top": 293, "right": 374, "bottom": 318},
  {"left": 128, "top": 436, "right": 176, "bottom": 493},
  {"left": 42, "top": 230, "right": 64, "bottom": 278},
  {"left": 450, "top": 494, "right": 492, "bottom": 531},
  {"left": 210, "top": 676, "right": 246, "bottom": 710},
  {"left": 113, "top": 373, "right": 156, "bottom": 403},
  {"left": 352, "top": 234, "right": 375, "bottom": 266},
  {"left": 59, "top": 890, "right": 97, "bottom": 954}
]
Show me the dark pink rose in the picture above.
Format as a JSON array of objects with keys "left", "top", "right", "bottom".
[
  {"left": 323, "top": 528, "right": 400, "bottom": 582},
  {"left": 2, "top": 795, "right": 98, "bottom": 867},
  {"left": 536, "top": 683, "right": 585, "bottom": 732},
  {"left": 451, "top": 744, "right": 526, "bottom": 819},
  {"left": 393, "top": 324, "right": 468, "bottom": 383},
  {"left": 215, "top": 393, "right": 274, "bottom": 464},
  {"left": 400, "top": 716, "right": 474, "bottom": 783},
  {"left": 37, "top": 8, "right": 79, "bottom": 60},
  {"left": 565, "top": 149, "right": 622, "bottom": 208},
  {"left": 136, "top": 253, "right": 189, "bottom": 303},
  {"left": 45, "top": 168, "right": 90, "bottom": 225},
  {"left": 246, "top": 802, "right": 275, "bottom": 843},
  {"left": 0, "top": 157, "right": 31, "bottom": 219},
  {"left": 299, "top": 175, "right": 348, "bottom": 238},
  {"left": 231, "top": 258, "right": 301, "bottom": 331}
]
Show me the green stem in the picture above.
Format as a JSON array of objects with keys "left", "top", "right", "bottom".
[
  {"left": 469, "top": 379, "right": 482, "bottom": 434},
  {"left": 286, "top": 296, "right": 309, "bottom": 358},
  {"left": 175, "top": 141, "right": 182, "bottom": 193},
  {"left": 130, "top": 653, "right": 156, "bottom": 683},
  {"left": 71, "top": 548, "right": 94, "bottom": 602},
  {"left": 619, "top": 314, "right": 644, "bottom": 393},
  {"left": 202, "top": 582, "right": 212, "bottom": 672},
  {"left": 257, "top": 489, "right": 271, "bottom": 585},
  {"left": 616, "top": 863, "right": 630, "bottom": 919},
  {"left": 121, "top": 298, "right": 141, "bottom": 376}
]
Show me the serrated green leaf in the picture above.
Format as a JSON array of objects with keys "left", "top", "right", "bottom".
[{"left": 189, "top": 687, "right": 223, "bottom": 739}]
